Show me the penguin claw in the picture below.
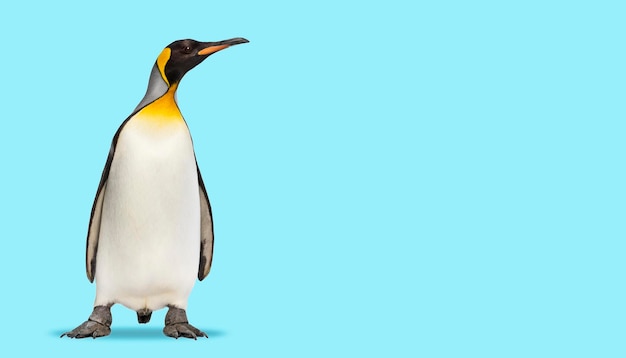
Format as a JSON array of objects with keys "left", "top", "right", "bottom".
[
  {"left": 61, "top": 320, "right": 111, "bottom": 339},
  {"left": 163, "top": 323, "right": 208, "bottom": 340}
]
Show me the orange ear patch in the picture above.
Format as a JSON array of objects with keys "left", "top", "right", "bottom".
[{"left": 156, "top": 48, "right": 172, "bottom": 86}]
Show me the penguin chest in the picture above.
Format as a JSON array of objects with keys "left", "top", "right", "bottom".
[{"left": 96, "top": 118, "right": 200, "bottom": 307}]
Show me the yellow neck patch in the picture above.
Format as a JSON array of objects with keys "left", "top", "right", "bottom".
[
  {"left": 136, "top": 84, "right": 183, "bottom": 125},
  {"left": 156, "top": 48, "right": 171, "bottom": 86}
]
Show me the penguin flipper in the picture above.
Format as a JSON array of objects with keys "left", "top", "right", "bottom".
[
  {"left": 85, "top": 118, "right": 130, "bottom": 282},
  {"left": 86, "top": 181, "right": 106, "bottom": 282},
  {"left": 197, "top": 166, "right": 214, "bottom": 281}
]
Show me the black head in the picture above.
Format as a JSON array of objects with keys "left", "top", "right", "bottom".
[{"left": 156, "top": 37, "right": 249, "bottom": 86}]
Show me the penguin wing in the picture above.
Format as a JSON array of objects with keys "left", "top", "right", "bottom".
[
  {"left": 197, "top": 165, "right": 215, "bottom": 281},
  {"left": 85, "top": 118, "right": 131, "bottom": 282},
  {"left": 86, "top": 180, "right": 106, "bottom": 282}
]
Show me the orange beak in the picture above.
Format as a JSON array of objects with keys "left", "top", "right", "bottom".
[{"left": 197, "top": 37, "right": 249, "bottom": 56}]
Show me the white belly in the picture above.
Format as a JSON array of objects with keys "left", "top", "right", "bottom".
[{"left": 94, "top": 117, "right": 200, "bottom": 311}]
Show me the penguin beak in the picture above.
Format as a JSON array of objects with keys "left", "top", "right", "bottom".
[{"left": 197, "top": 38, "right": 249, "bottom": 56}]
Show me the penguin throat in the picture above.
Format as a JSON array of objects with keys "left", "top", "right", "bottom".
[{"left": 136, "top": 86, "right": 183, "bottom": 124}]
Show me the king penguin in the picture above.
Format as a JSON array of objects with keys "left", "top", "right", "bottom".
[{"left": 62, "top": 37, "right": 249, "bottom": 339}]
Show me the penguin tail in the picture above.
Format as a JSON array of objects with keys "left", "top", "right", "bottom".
[{"left": 137, "top": 309, "right": 153, "bottom": 324}]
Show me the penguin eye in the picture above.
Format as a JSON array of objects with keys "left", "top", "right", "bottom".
[{"left": 182, "top": 45, "right": 192, "bottom": 54}]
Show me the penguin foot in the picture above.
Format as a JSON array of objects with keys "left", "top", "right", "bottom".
[
  {"left": 61, "top": 320, "right": 111, "bottom": 339},
  {"left": 163, "top": 306, "right": 207, "bottom": 339},
  {"left": 163, "top": 323, "right": 207, "bottom": 339},
  {"left": 61, "top": 305, "right": 112, "bottom": 339}
]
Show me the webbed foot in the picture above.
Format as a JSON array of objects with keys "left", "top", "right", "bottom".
[
  {"left": 61, "top": 305, "right": 112, "bottom": 339},
  {"left": 163, "top": 306, "right": 207, "bottom": 339}
]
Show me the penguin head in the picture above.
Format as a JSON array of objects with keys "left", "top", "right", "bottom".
[{"left": 156, "top": 38, "right": 249, "bottom": 86}]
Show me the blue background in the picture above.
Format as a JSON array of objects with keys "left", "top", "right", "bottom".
[{"left": 0, "top": 1, "right": 624, "bottom": 357}]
